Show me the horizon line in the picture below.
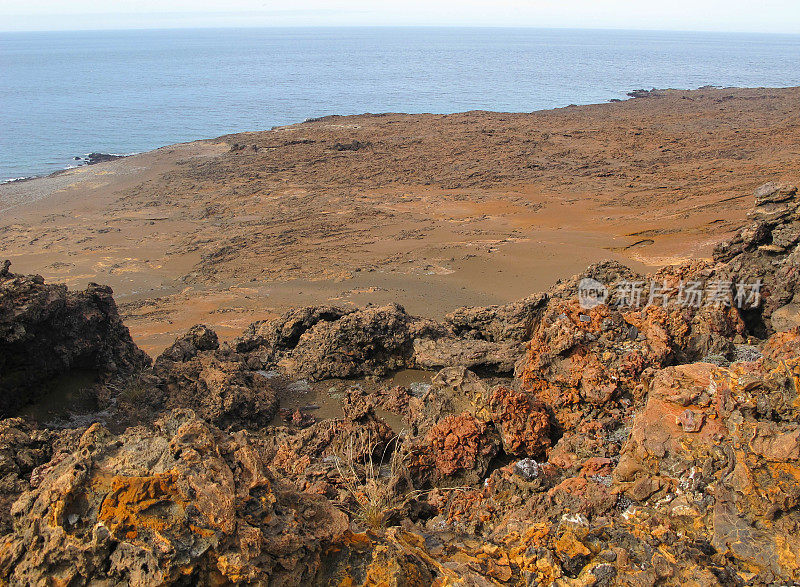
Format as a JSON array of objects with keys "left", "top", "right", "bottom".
[{"left": 2, "top": 24, "right": 800, "bottom": 36}]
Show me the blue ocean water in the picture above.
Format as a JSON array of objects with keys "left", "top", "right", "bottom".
[{"left": 2, "top": 27, "right": 800, "bottom": 182}]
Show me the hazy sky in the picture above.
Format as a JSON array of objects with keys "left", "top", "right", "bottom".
[{"left": 1, "top": 0, "right": 799, "bottom": 33}]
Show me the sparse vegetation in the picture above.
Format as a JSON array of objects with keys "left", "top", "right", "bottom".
[
  {"left": 116, "top": 378, "right": 151, "bottom": 404},
  {"left": 333, "top": 429, "right": 419, "bottom": 530}
]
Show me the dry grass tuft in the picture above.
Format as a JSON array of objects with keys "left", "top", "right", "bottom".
[{"left": 333, "top": 429, "right": 420, "bottom": 530}]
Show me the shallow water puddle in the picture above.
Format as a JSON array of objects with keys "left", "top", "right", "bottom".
[
  {"left": 18, "top": 370, "right": 104, "bottom": 427},
  {"left": 264, "top": 368, "right": 433, "bottom": 431}
]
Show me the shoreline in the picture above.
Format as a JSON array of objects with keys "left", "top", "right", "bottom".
[
  {"left": 0, "top": 151, "right": 137, "bottom": 186},
  {"left": 0, "top": 84, "right": 742, "bottom": 186},
  {"left": 3, "top": 86, "right": 799, "bottom": 354}
]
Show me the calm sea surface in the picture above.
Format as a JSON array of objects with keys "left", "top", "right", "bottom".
[{"left": 2, "top": 27, "right": 800, "bottom": 182}]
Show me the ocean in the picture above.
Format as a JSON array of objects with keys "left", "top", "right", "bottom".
[{"left": 2, "top": 27, "right": 800, "bottom": 182}]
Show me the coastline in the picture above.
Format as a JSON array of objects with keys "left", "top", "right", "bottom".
[
  {"left": 0, "top": 84, "right": 775, "bottom": 186},
  {"left": 5, "top": 22, "right": 800, "bottom": 585},
  {"left": 0, "top": 85, "right": 724, "bottom": 186},
  {"left": 3, "top": 86, "right": 800, "bottom": 354},
  {"left": 0, "top": 152, "right": 137, "bottom": 186}
]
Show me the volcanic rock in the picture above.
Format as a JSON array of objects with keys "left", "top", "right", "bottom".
[
  {"left": 236, "top": 298, "right": 547, "bottom": 379},
  {"left": 0, "top": 409, "right": 348, "bottom": 585},
  {"left": 489, "top": 385, "right": 551, "bottom": 458},
  {"left": 0, "top": 264, "right": 150, "bottom": 417},
  {"left": 154, "top": 330, "right": 277, "bottom": 429},
  {"left": 415, "top": 412, "right": 500, "bottom": 486}
]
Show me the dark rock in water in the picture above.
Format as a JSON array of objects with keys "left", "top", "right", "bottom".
[
  {"left": 280, "top": 407, "right": 316, "bottom": 427},
  {"left": 627, "top": 88, "right": 656, "bottom": 98},
  {"left": 85, "top": 152, "right": 125, "bottom": 165},
  {"left": 0, "top": 265, "right": 150, "bottom": 417}
]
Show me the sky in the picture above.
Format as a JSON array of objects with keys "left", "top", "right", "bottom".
[{"left": 0, "top": 0, "right": 799, "bottom": 34}]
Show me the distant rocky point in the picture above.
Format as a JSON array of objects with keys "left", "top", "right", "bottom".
[{"left": 73, "top": 152, "right": 127, "bottom": 165}]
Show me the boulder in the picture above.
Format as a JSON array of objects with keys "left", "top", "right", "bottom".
[
  {"left": 0, "top": 265, "right": 150, "bottom": 417},
  {"left": 444, "top": 293, "right": 548, "bottom": 342},
  {"left": 154, "top": 330, "right": 277, "bottom": 429},
  {"left": 489, "top": 386, "right": 551, "bottom": 458},
  {"left": 414, "top": 413, "right": 500, "bottom": 486}
]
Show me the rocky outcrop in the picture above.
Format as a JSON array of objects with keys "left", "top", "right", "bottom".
[
  {"left": 234, "top": 298, "right": 546, "bottom": 379},
  {"left": 611, "top": 335, "right": 800, "bottom": 582},
  {"left": 713, "top": 182, "right": 800, "bottom": 334},
  {"left": 0, "top": 264, "right": 150, "bottom": 417},
  {"left": 6, "top": 181, "right": 800, "bottom": 584},
  {"left": 518, "top": 293, "right": 744, "bottom": 434},
  {"left": 236, "top": 304, "right": 422, "bottom": 379},
  {"left": 0, "top": 418, "right": 62, "bottom": 534},
  {"left": 155, "top": 324, "right": 219, "bottom": 364},
  {"left": 0, "top": 410, "right": 348, "bottom": 585},
  {"left": 153, "top": 327, "right": 277, "bottom": 429},
  {"left": 444, "top": 293, "right": 547, "bottom": 343},
  {"left": 412, "top": 294, "right": 548, "bottom": 374}
]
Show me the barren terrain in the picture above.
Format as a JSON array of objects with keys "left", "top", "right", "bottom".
[{"left": 3, "top": 86, "right": 800, "bottom": 354}]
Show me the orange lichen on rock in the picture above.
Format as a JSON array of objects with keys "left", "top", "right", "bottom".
[{"left": 97, "top": 472, "right": 211, "bottom": 540}]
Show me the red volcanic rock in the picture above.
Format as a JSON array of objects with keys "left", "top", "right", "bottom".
[
  {"left": 422, "top": 413, "right": 500, "bottom": 485},
  {"left": 489, "top": 386, "right": 550, "bottom": 457},
  {"left": 761, "top": 326, "right": 800, "bottom": 360},
  {"left": 518, "top": 292, "right": 744, "bottom": 433}
]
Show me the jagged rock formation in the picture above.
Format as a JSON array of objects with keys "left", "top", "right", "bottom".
[
  {"left": 0, "top": 410, "right": 348, "bottom": 585},
  {"left": 519, "top": 286, "right": 744, "bottom": 434},
  {"left": 153, "top": 326, "right": 278, "bottom": 429},
  {"left": 2, "top": 182, "right": 800, "bottom": 584},
  {"left": 234, "top": 295, "right": 547, "bottom": 380},
  {"left": 713, "top": 182, "right": 800, "bottom": 334},
  {"left": 614, "top": 356, "right": 800, "bottom": 578},
  {"left": 0, "top": 264, "right": 150, "bottom": 417}
]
